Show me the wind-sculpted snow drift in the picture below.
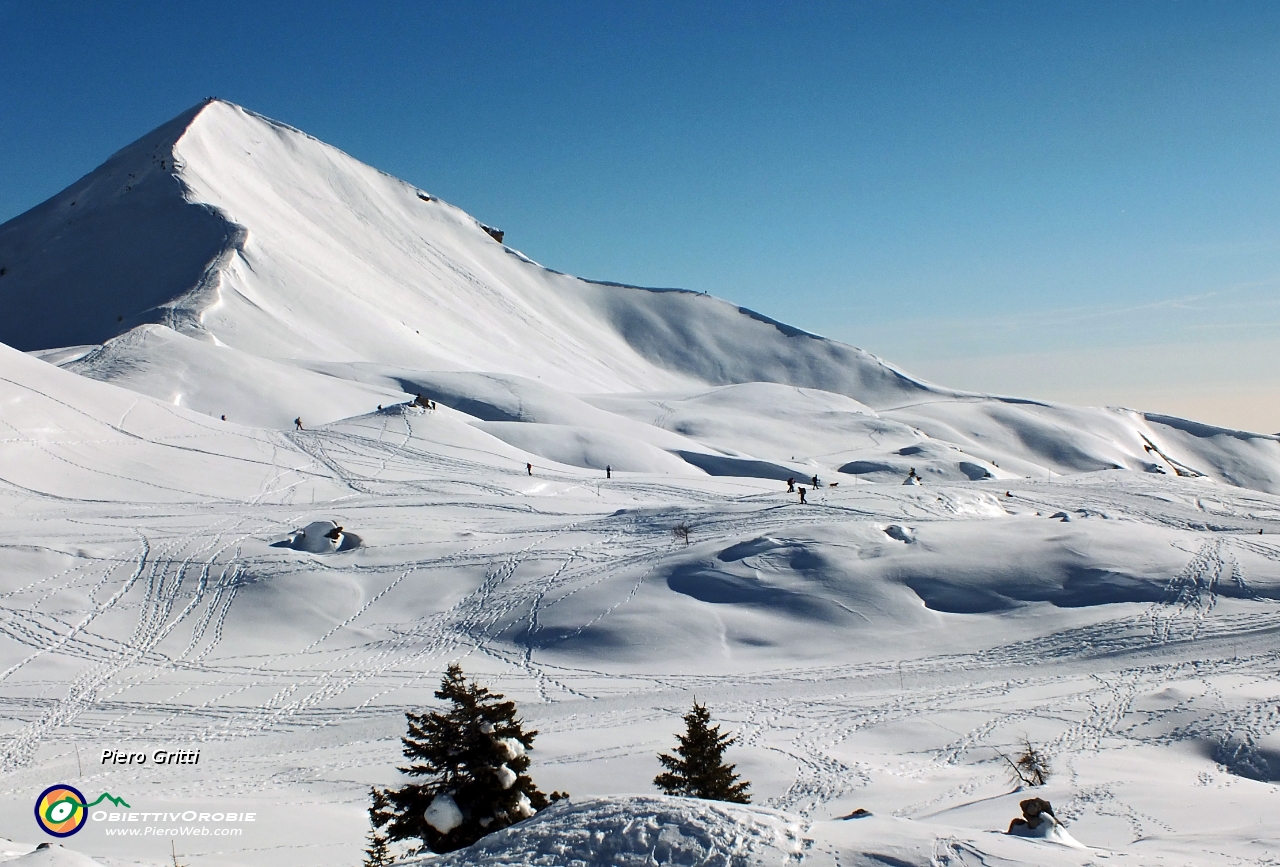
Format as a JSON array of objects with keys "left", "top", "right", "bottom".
[{"left": 1, "top": 102, "right": 1280, "bottom": 867}]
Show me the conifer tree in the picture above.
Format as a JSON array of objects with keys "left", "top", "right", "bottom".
[
  {"left": 361, "top": 828, "right": 392, "bottom": 867},
  {"left": 654, "top": 702, "right": 751, "bottom": 803},
  {"left": 371, "top": 664, "right": 564, "bottom": 854}
]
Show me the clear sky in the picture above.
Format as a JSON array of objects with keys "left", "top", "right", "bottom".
[{"left": 4, "top": 1, "right": 1279, "bottom": 432}]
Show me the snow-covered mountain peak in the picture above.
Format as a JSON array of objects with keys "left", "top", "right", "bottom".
[
  {"left": 3, "top": 102, "right": 1279, "bottom": 491},
  {"left": 0, "top": 99, "right": 934, "bottom": 403}
]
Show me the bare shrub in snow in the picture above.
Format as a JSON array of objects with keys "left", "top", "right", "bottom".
[
  {"left": 998, "top": 738, "right": 1051, "bottom": 788},
  {"left": 371, "top": 664, "right": 566, "bottom": 854},
  {"left": 655, "top": 702, "right": 751, "bottom": 803},
  {"left": 672, "top": 522, "right": 691, "bottom": 546}
]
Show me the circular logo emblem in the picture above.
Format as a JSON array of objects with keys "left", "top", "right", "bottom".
[{"left": 35, "top": 784, "right": 88, "bottom": 837}]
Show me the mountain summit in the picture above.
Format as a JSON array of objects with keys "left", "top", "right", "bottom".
[
  {"left": 0, "top": 99, "right": 926, "bottom": 401},
  {"left": 1, "top": 100, "right": 1278, "bottom": 490}
]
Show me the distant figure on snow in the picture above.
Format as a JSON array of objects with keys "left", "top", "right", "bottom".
[
  {"left": 798, "top": 487, "right": 807, "bottom": 504},
  {"left": 811, "top": 475, "right": 819, "bottom": 488},
  {"left": 903, "top": 468, "right": 922, "bottom": 486},
  {"left": 606, "top": 465, "right": 612, "bottom": 479},
  {"left": 221, "top": 415, "right": 226, "bottom": 421},
  {"left": 787, "top": 477, "right": 795, "bottom": 493},
  {"left": 527, "top": 462, "right": 533, "bottom": 476},
  {"left": 294, "top": 417, "right": 303, "bottom": 431}
]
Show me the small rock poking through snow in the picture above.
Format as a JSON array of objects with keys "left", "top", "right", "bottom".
[
  {"left": 1006, "top": 797, "right": 1088, "bottom": 850},
  {"left": 275, "top": 520, "right": 359, "bottom": 553}
]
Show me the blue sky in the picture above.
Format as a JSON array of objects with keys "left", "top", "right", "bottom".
[{"left": 3, "top": 1, "right": 1279, "bottom": 431}]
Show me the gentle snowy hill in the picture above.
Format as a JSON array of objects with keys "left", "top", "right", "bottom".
[{"left": 0, "top": 338, "right": 346, "bottom": 502}]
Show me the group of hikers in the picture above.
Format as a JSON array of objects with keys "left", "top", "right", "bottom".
[
  {"left": 785, "top": 474, "right": 826, "bottom": 504},
  {"left": 524, "top": 463, "right": 612, "bottom": 478}
]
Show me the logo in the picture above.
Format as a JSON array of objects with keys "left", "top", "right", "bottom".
[{"left": 34, "top": 784, "right": 130, "bottom": 837}]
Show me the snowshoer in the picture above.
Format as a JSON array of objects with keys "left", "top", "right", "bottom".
[
  {"left": 811, "top": 475, "right": 819, "bottom": 488},
  {"left": 787, "top": 477, "right": 795, "bottom": 493},
  {"left": 606, "top": 465, "right": 612, "bottom": 479},
  {"left": 526, "top": 463, "right": 533, "bottom": 476},
  {"left": 798, "top": 487, "right": 807, "bottom": 504},
  {"left": 294, "top": 417, "right": 303, "bottom": 431}
]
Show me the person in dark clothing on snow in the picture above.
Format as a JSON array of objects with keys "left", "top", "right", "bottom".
[
  {"left": 294, "top": 417, "right": 303, "bottom": 431},
  {"left": 798, "top": 487, "right": 807, "bottom": 504},
  {"left": 606, "top": 465, "right": 612, "bottom": 479},
  {"left": 811, "top": 474, "right": 819, "bottom": 488},
  {"left": 787, "top": 477, "right": 795, "bottom": 493},
  {"left": 526, "top": 463, "right": 533, "bottom": 476}
]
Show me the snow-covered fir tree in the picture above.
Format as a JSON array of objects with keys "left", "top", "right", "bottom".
[
  {"left": 361, "top": 829, "right": 392, "bottom": 867},
  {"left": 654, "top": 702, "right": 751, "bottom": 803},
  {"left": 371, "top": 664, "right": 564, "bottom": 854}
]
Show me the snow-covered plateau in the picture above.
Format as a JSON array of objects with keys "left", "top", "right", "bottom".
[{"left": 0, "top": 100, "right": 1278, "bottom": 866}]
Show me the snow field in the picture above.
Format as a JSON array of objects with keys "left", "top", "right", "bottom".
[
  {"left": 0, "top": 451, "right": 1277, "bottom": 864},
  {"left": 0, "top": 99, "right": 1279, "bottom": 865}
]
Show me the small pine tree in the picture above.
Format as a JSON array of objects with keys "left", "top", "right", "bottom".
[
  {"left": 362, "top": 828, "right": 392, "bottom": 867},
  {"left": 654, "top": 702, "right": 751, "bottom": 803},
  {"left": 371, "top": 664, "right": 563, "bottom": 854}
]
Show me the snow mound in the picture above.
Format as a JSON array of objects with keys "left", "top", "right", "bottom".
[
  {"left": 2, "top": 844, "right": 108, "bottom": 866},
  {"left": 418, "top": 795, "right": 810, "bottom": 867},
  {"left": 415, "top": 795, "right": 1122, "bottom": 867}
]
